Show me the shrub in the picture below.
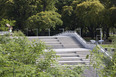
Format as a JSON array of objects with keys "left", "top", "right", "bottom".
[{"left": 0, "top": 31, "right": 84, "bottom": 77}]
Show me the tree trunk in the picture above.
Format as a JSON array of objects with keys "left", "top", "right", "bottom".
[
  {"left": 106, "top": 28, "right": 109, "bottom": 39},
  {"left": 88, "top": 27, "right": 95, "bottom": 39},
  {"left": 81, "top": 27, "right": 83, "bottom": 37},
  {"left": 43, "top": 0, "right": 46, "bottom": 11}
]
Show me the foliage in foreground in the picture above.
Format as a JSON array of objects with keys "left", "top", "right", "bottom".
[
  {"left": 0, "top": 31, "right": 84, "bottom": 77},
  {"left": 90, "top": 36, "right": 116, "bottom": 77}
]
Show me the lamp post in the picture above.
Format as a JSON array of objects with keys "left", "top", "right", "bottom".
[{"left": 75, "top": 28, "right": 81, "bottom": 36}]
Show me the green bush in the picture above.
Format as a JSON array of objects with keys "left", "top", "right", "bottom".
[
  {"left": 0, "top": 31, "right": 84, "bottom": 77},
  {"left": 90, "top": 36, "right": 116, "bottom": 77}
]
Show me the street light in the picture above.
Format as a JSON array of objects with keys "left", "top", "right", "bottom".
[{"left": 75, "top": 28, "right": 81, "bottom": 36}]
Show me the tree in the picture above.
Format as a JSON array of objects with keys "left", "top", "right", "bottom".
[
  {"left": 99, "top": 0, "right": 116, "bottom": 8},
  {"left": 7, "top": 0, "right": 60, "bottom": 31},
  {"left": 0, "top": 0, "right": 13, "bottom": 19},
  {"left": 61, "top": 6, "right": 74, "bottom": 30},
  {"left": 26, "top": 11, "right": 63, "bottom": 32},
  {"left": 9, "top": 0, "right": 40, "bottom": 29},
  {"left": 61, "top": 0, "right": 85, "bottom": 30},
  {"left": 110, "top": 7, "right": 116, "bottom": 28},
  {"left": 75, "top": 1, "right": 105, "bottom": 38},
  {"left": 42, "top": 0, "right": 58, "bottom": 11},
  {"left": 0, "top": 19, "right": 16, "bottom": 31}
]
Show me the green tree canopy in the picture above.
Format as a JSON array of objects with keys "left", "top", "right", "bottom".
[
  {"left": 0, "top": 0, "right": 13, "bottom": 19},
  {"left": 0, "top": 19, "right": 16, "bottom": 31},
  {"left": 75, "top": 1, "right": 104, "bottom": 26},
  {"left": 10, "top": 0, "right": 40, "bottom": 29},
  {"left": 26, "top": 11, "right": 63, "bottom": 31},
  {"left": 62, "top": 6, "right": 73, "bottom": 16},
  {"left": 61, "top": 0, "right": 85, "bottom": 30},
  {"left": 110, "top": 7, "right": 116, "bottom": 28},
  {"left": 42, "top": 0, "right": 58, "bottom": 11},
  {"left": 7, "top": 0, "right": 60, "bottom": 30},
  {"left": 75, "top": 1, "right": 105, "bottom": 38}
]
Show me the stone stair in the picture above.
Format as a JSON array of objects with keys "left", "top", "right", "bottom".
[
  {"left": 28, "top": 36, "right": 63, "bottom": 49},
  {"left": 27, "top": 35, "right": 96, "bottom": 77},
  {"left": 53, "top": 48, "right": 91, "bottom": 66},
  {"left": 28, "top": 36, "right": 91, "bottom": 66},
  {"left": 28, "top": 36, "right": 84, "bottom": 49},
  {"left": 57, "top": 36, "right": 84, "bottom": 48}
]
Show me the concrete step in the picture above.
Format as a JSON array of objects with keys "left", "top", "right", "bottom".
[
  {"left": 82, "top": 59, "right": 91, "bottom": 61},
  {"left": 78, "top": 54, "right": 90, "bottom": 57},
  {"left": 53, "top": 48, "right": 90, "bottom": 52},
  {"left": 59, "top": 61, "right": 90, "bottom": 65},
  {"left": 61, "top": 64, "right": 92, "bottom": 67},
  {"left": 46, "top": 43, "right": 62, "bottom": 45},
  {"left": 58, "top": 57, "right": 90, "bottom": 61},
  {"left": 63, "top": 44, "right": 83, "bottom": 48},
  {"left": 28, "top": 36, "right": 86, "bottom": 49},
  {"left": 46, "top": 44, "right": 63, "bottom": 48},
  {"left": 57, "top": 36, "right": 84, "bottom": 47},
  {"left": 76, "top": 52, "right": 90, "bottom": 55},
  {"left": 56, "top": 51, "right": 76, "bottom": 53},
  {"left": 37, "top": 36, "right": 57, "bottom": 39},
  {"left": 58, "top": 57, "right": 82, "bottom": 61},
  {"left": 56, "top": 53, "right": 79, "bottom": 57},
  {"left": 44, "top": 42, "right": 61, "bottom": 44},
  {"left": 39, "top": 39, "right": 59, "bottom": 42},
  {"left": 28, "top": 36, "right": 58, "bottom": 41},
  {"left": 56, "top": 53, "right": 89, "bottom": 57},
  {"left": 45, "top": 48, "right": 90, "bottom": 52},
  {"left": 46, "top": 45, "right": 63, "bottom": 49},
  {"left": 56, "top": 50, "right": 90, "bottom": 54}
]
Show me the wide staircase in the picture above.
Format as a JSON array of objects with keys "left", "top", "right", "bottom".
[
  {"left": 28, "top": 36, "right": 91, "bottom": 66},
  {"left": 54, "top": 48, "right": 90, "bottom": 66}
]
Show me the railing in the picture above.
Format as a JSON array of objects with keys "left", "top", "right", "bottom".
[
  {"left": 55, "top": 31, "right": 95, "bottom": 49},
  {"left": 55, "top": 31, "right": 112, "bottom": 77},
  {"left": 55, "top": 31, "right": 112, "bottom": 59},
  {"left": 97, "top": 44, "right": 112, "bottom": 59}
]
